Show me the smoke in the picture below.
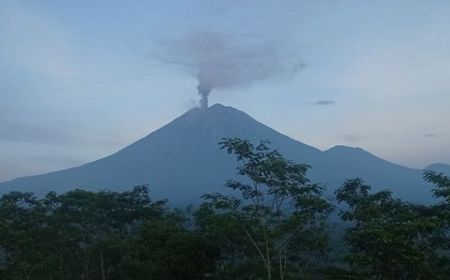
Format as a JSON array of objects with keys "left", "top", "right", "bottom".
[
  {"left": 197, "top": 83, "right": 211, "bottom": 109},
  {"left": 155, "top": 31, "right": 304, "bottom": 108},
  {"left": 308, "top": 100, "right": 336, "bottom": 106}
]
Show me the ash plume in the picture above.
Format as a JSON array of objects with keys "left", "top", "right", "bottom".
[
  {"left": 155, "top": 31, "right": 304, "bottom": 108},
  {"left": 197, "top": 83, "right": 211, "bottom": 109}
]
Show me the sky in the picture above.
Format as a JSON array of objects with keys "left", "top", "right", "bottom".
[{"left": 1, "top": 0, "right": 450, "bottom": 182}]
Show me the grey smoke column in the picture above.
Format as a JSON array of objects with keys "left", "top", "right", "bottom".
[{"left": 197, "top": 83, "right": 211, "bottom": 109}]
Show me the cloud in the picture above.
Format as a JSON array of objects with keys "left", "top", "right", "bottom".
[
  {"left": 0, "top": 121, "right": 68, "bottom": 144},
  {"left": 425, "top": 133, "right": 439, "bottom": 138},
  {"left": 338, "top": 134, "right": 368, "bottom": 143},
  {"left": 0, "top": 119, "right": 123, "bottom": 148},
  {"left": 308, "top": 100, "right": 335, "bottom": 106}
]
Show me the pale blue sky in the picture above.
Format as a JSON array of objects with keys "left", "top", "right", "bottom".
[{"left": 1, "top": 0, "right": 449, "bottom": 181}]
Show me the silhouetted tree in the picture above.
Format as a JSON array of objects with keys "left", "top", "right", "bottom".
[
  {"left": 336, "top": 179, "right": 446, "bottom": 279},
  {"left": 196, "top": 138, "right": 333, "bottom": 279}
]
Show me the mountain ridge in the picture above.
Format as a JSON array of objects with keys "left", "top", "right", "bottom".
[
  {"left": 0, "top": 103, "right": 444, "bottom": 203},
  {"left": 425, "top": 163, "right": 450, "bottom": 175}
]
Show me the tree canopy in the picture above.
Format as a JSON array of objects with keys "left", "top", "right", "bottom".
[{"left": 0, "top": 138, "right": 449, "bottom": 279}]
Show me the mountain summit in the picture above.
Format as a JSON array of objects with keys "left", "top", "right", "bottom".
[{"left": 0, "top": 104, "right": 438, "bottom": 203}]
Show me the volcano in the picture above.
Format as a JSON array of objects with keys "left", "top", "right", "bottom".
[{"left": 0, "top": 104, "right": 444, "bottom": 203}]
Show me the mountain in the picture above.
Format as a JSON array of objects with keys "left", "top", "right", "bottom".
[
  {"left": 425, "top": 163, "right": 450, "bottom": 175},
  {"left": 0, "top": 104, "right": 439, "bottom": 204}
]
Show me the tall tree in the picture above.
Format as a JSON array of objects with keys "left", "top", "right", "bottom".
[{"left": 196, "top": 138, "right": 332, "bottom": 279}]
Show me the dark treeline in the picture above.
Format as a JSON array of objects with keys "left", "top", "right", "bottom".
[{"left": 1, "top": 138, "right": 450, "bottom": 279}]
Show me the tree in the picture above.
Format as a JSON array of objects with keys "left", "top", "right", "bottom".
[
  {"left": 424, "top": 170, "right": 450, "bottom": 203},
  {"left": 123, "top": 216, "right": 218, "bottom": 279},
  {"left": 423, "top": 171, "right": 450, "bottom": 271},
  {"left": 195, "top": 138, "right": 332, "bottom": 279},
  {"left": 336, "top": 179, "right": 445, "bottom": 279},
  {"left": 0, "top": 186, "right": 168, "bottom": 280},
  {"left": 0, "top": 191, "right": 58, "bottom": 279}
]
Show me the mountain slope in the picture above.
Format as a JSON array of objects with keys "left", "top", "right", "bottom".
[
  {"left": 426, "top": 163, "right": 450, "bottom": 175},
  {"left": 0, "top": 104, "right": 436, "bottom": 203},
  {"left": 318, "top": 146, "right": 427, "bottom": 200}
]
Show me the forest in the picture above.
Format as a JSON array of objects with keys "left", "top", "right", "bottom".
[{"left": 1, "top": 138, "right": 449, "bottom": 280}]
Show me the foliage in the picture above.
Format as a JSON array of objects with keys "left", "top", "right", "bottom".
[
  {"left": 1, "top": 139, "right": 450, "bottom": 279},
  {"left": 195, "top": 138, "right": 333, "bottom": 279},
  {"left": 336, "top": 179, "right": 447, "bottom": 279},
  {"left": 0, "top": 186, "right": 215, "bottom": 280}
]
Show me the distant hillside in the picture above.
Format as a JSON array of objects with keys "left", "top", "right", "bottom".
[
  {"left": 426, "top": 163, "right": 450, "bottom": 176},
  {"left": 0, "top": 104, "right": 440, "bottom": 203}
]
